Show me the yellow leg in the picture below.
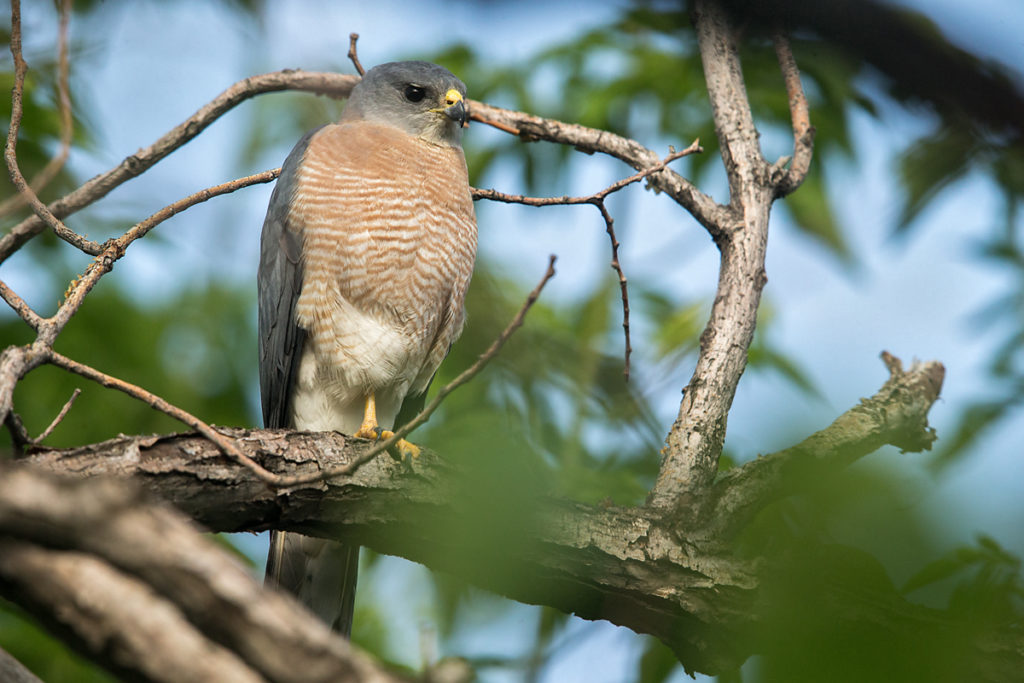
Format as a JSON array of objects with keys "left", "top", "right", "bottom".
[{"left": 352, "top": 393, "right": 421, "bottom": 460}]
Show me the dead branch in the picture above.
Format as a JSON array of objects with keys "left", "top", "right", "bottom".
[
  {"left": 0, "top": 71, "right": 359, "bottom": 263},
  {"left": 29, "top": 387, "right": 79, "bottom": 444}
]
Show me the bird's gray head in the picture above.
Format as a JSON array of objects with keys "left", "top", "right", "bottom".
[{"left": 342, "top": 61, "right": 468, "bottom": 147}]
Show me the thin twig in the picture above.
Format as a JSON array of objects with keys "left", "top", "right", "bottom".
[
  {"left": 4, "top": 0, "right": 101, "bottom": 256},
  {"left": 30, "top": 387, "right": 80, "bottom": 444},
  {"left": 0, "top": 0, "right": 73, "bottom": 219},
  {"left": 271, "top": 255, "right": 558, "bottom": 488},
  {"left": 0, "top": 71, "right": 359, "bottom": 264},
  {"left": 45, "top": 351, "right": 283, "bottom": 485},
  {"left": 347, "top": 33, "right": 366, "bottom": 76},
  {"left": 49, "top": 169, "right": 281, "bottom": 339},
  {"left": 472, "top": 142, "right": 699, "bottom": 207},
  {"left": 0, "top": 279, "right": 43, "bottom": 330},
  {"left": 772, "top": 29, "right": 814, "bottom": 196},
  {"left": 469, "top": 112, "right": 520, "bottom": 136},
  {"left": 473, "top": 143, "right": 697, "bottom": 379},
  {"left": 593, "top": 200, "right": 632, "bottom": 380}
]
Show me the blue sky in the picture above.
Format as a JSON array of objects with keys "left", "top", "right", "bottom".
[{"left": 5, "top": 1, "right": 1024, "bottom": 680}]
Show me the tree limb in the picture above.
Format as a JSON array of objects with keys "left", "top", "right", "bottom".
[
  {"left": 0, "top": 71, "right": 358, "bottom": 263},
  {"left": 707, "top": 353, "right": 945, "bottom": 536},
  {"left": 0, "top": 465, "right": 411, "bottom": 683},
  {"left": 651, "top": 0, "right": 781, "bottom": 506},
  {"left": 17, "top": 354, "right": 958, "bottom": 676}
]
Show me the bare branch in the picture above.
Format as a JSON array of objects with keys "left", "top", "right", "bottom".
[
  {"left": 0, "top": 278, "right": 42, "bottom": 330},
  {"left": 49, "top": 169, "right": 280, "bottom": 340},
  {"left": 0, "top": 645, "right": 42, "bottom": 683},
  {"left": 472, "top": 142, "right": 700, "bottom": 207},
  {"left": 0, "top": 71, "right": 358, "bottom": 263},
  {"left": 651, "top": 0, "right": 777, "bottom": 507},
  {"left": 772, "top": 30, "right": 815, "bottom": 196},
  {"left": 271, "top": 255, "right": 558, "bottom": 488},
  {"left": 0, "top": 0, "right": 73, "bottom": 220},
  {"left": 469, "top": 101, "right": 728, "bottom": 238},
  {"left": 15, "top": 357, "right": 952, "bottom": 677},
  {"left": 594, "top": 199, "right": 632, "bottom": 380},
  {"left": 0, "top": 465, "right": 412, "bottom": 682},
  {"left": 473, "top": 144, "right": 700, "bottom": 380},
  {"left": 347, "top": 33, "right": 366, "bottom": 76},
  {"left": 29, "top": 387, "right": 80, "bottom": 444},
  {"left": 4, "top": 0, "right": 100, "bottom": 256},
  {"left": 709, "top": 353, "right": 945, "bottom": 535},
  {"left": 45, "top": 350, "right": 282, "bottom": 485}
]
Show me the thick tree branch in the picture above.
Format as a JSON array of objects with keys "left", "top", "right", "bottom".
[
  {"left": 708, "top": 353, "right": 945, "bottom": 536},
  {"left": 651, "top": 0, "right": 781, "bottom": 506},
  {"left": 0, "top": 465, "right": 411, "bottom": 683},
  {"left": 19, "top": 354, "right": 955, "bottom": 676}
]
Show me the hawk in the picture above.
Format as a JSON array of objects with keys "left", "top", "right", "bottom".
[{"left": 258, "top": 61, "right": 477, "bottom": 635}]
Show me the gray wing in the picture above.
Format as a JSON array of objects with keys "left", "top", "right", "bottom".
[
  {"left": 259, "top": 126, "right": 360, "bottom": 637},
  {"left": 258, "top": 126, "right": 322, "bottom": 430}
]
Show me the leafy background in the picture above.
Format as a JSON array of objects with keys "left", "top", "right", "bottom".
[{"left": 1, "top": 1, "right": 1022, "bottom": 681}]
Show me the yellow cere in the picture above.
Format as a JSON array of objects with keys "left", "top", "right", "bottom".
[{"left": 445, "top": 88, "right": 463, "bottom": 106}]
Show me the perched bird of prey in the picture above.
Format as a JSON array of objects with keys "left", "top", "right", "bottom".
[{"left": 258, "top": 61, "right": 477, "bottom": 635}]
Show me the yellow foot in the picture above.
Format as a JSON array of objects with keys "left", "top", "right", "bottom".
[
  {"left": 354, "top": 394, "right": 420, "bottom": 461},
  {"left": 354, "top": 424, "right": 420, "bottom": 461}
]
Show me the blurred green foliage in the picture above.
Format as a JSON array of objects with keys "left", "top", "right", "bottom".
[{"left": 1, "top": 1, "right": 1022, "bottom": 681}]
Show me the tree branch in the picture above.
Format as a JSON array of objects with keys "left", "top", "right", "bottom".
[
  {"left": 0, "top": 0, "right": 73, "bottom": 220},
  {"left": 0, "top": 71, "right": 358, "bottom": 263},
  {"left": 650, "top": 0, "right": 781, "bottom": 506},
  {"left": 772, "top": 29, "right": 815, "bottom": 196},
  {"left": 0, "top": 465, "right": 412, "bottom": 683},
  {"left": 708, "top": 353, "right": 945, "bottom": 536},
  {"left": 0, "top": 646, "right": 42, "bottom": 683},
  {"left": 4, "top": 0, "right": 100, "bottom": 256},
  {"left": 468, "top": 101, "right": 728, "bottom": 239},
  {"left": 18, "top": 353, "right": 954, "bottom": 676}
]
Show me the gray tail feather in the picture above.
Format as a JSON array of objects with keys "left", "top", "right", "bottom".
[{"left": 265, "top": 530, "right": 359, "bottom": 638}]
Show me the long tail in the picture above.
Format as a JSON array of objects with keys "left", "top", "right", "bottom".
[{"left": 265, "top": 530, "right": 359, "bottom": 637}]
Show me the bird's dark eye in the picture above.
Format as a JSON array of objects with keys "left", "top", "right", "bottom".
[{"left": 403, "top": 85, "right": 426, "bottom": 103}]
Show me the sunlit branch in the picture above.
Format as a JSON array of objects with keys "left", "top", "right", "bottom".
[
  {"left": 772, "top": 30, "right": 815, "bottom": 196},
  {"left": 45, "top": 350, "right": 281, "bottom": 485}
]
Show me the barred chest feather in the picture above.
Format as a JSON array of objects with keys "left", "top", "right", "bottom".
[{"left": 286, "top": 121, "right": 477, "bottom": 433}]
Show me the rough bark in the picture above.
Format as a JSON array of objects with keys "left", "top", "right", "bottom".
[
  {"left": 12, "top": 357, "right": 975, "bottom": 676},
  {"left": 0, "top": 466, "right": 412, "bottom": 683}
]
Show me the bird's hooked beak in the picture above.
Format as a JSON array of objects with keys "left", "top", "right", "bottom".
[{"left": 442, "top": 88, "right": 468, "bottom": 128}]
